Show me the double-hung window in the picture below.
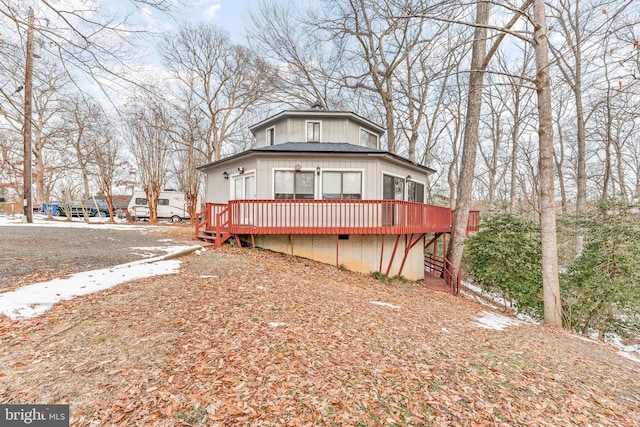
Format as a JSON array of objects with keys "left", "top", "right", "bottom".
[
  {"left": 322, "top": 171, "right": 362, "bottom": 200},
  {"left": 274, "top": 170, "right": 315, "bottom": 199},
  {"left": 306, "top": 121, "right": 321, "bottom": 142},
  {"left": 359, "top": 128, "right": 378, "bottom": 148},
  {"left": 266, "top": 127, "right": 275, "bottom": 146}
]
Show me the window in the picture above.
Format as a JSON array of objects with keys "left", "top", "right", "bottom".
[
  {"left": 322, "top": 171, "right": 362, "bottom": 200},
  {"left": 134, "top": 197, "right": 147, "bottom": 205},
  {"left": 158, "top": 198, "right": 169, "bottom": 206},
  {"left": 359, "top": 129, "right": 378, "bottom": 148},
  {"left": 407, "top": 181, "right": 424, "bottom": 203},
  {"left": 382, "top": 174, "right": 405, "bottom": 226},
  {"left": 266, "top": 127, "right": 275, "bottom": 146},
  {"left": 233, "top": 174, "right": 256, "bottom": 200},
  {"left": 306, "top": 121, "right": 321, "bottom": 142},
  {"left": 383, "top": 175, "right": 405, "bottom": 200},
  {"left": 275, "top": 170, "right": 315, "bottom": 199}
]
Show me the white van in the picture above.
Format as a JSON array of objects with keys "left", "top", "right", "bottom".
[{"left": 128, "top": 190, "right": 198, "bottom": 223}]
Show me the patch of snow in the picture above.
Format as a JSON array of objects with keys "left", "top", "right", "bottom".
[
  {"left": 129, "top": 245, "right": 196, "bottom": 258},
  {"left": 441, "top": 327, "right": 449, "bottom": 333},
  {"left": 370, "top": 301, "right": 401, "bottom": 310},
  {"left": 606, "top": 334, "right": 640, "bottom": 354},
  {"left": 200, "top": 275, "right": 218, "bottom": 279},
  {"left": 268, "top": 322, "right": 287, "bottom": 327},
  {"left": 618, "top": 351, "right": 640, "bottom": 363},
  {"left": 0, "top": 260, "right": 182, "bottom": 320},
  {"left": 256, "top": 286, "right": 265, "bottom": 290},
  {"left": 0, "top": 214, "right": 166, "bottom": 232},
  {"left": 472, "top": 311, "right": 522, "bottom": 331}
]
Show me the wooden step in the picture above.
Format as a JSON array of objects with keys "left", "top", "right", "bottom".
[{"left": 197, "top": 233, "right": 216, "bottom": 242}]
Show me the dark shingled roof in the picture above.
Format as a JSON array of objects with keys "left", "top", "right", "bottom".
[{"left": 198, "top": 142, "right": 435, "bottom": 174}]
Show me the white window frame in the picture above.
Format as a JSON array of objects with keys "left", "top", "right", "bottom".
[
  {"left": 266, "top": 126, "right": 275, "bottom": 146},
  {"left": 229, "top": 169, "right": 256, "bottom": 200},
  {"left": 272, "top": 168, "right": 317, "bottom": 199},
  {"left": 406, "top": 177, "right": 426, "bottom": 203},
  {"left": 359, "top": 127, "right": 378, "bottom": 148},
  {"left": 319, "top": 168, "right": 366, "bottom": 200},
  {"left": 381, "top": 171, "right": 409, "bottom": 200},
  {"left": 305, "top": 120, "right": 322, "bottom": 142}
]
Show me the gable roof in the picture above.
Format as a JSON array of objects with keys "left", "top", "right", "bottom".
[
  {"left": 248, "top": 110, "right": 386, "bottom": 135},
  {"left": 197, "top": 142, "right": 436, "bottom": 174}
]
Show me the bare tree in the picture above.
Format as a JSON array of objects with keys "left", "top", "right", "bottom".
[
  {"left": 125, "top": 94, "right": 172, "bottom": 224},
  {"left": 161, "top": 23, "right": 276, "bottom": 163},
  {"left": 0, "top": 0, "right": 177, "bottom": 107},
  {"left": 533, "top": 0, "right": 562, "bottom": 327},
  {"left": 91, "top": 129, "right": 122, "bottom": 222},
  {"left": 168, "top": 94, "right": 208, "bottom": 223},
  {"left": 247, "top": 0, "right": 344, "bottom": 109},
  {"left": 445, "top": 0, "right": 533, "bottom": 290},
  {"left": 314, "top": 0, "right": 438, "bottom": 154},
  {"left": 548, "top": 0, "right": 635, "bottom": 255}
]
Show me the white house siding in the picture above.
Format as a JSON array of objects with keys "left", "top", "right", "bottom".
[
  {"left": 205, "top": 159, "right": 258, "bottom": 203},
  {"left": 205, "top": 156, "right": 428, "bottom": 204},
  {"left": 251, "top": 234, "right": 425, "bottom": 280}
]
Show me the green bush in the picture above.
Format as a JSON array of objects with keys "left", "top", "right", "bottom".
[
  {"left": 561, "top": 202, "right": 640, "bottom": 340},
  {"left": 463, "top": 212, "right": 543, "bottom": 319}
]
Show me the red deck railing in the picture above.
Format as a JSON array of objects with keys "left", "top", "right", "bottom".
[
  {"left": 467, "top": 210, "right": 480, "bottom": 234},
  {"left": 201, "top": 200, "right": 453, "bottom": 236}
]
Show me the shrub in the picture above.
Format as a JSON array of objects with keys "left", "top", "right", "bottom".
[
  {"left": 561, "top": 202, "right": 640, "bottom": 340},
  {"left": 464, "top": 212, "right": 543, "bottom": 319}
]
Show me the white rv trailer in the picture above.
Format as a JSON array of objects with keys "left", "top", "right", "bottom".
[{"left": 128, "top": 190, "right": 199, "bottom": 223}]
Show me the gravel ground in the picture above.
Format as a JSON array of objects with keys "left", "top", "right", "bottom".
[{"left": 0, "top": 222, "right": 198, "bottom": 290}]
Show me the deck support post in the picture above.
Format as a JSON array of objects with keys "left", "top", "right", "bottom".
[
  {"left": 385, "top": 235, "right": 402, "bottom": 278},
  {"left": 379, "top": 235, "right": 385, "bottom": 273},
  {"left": 397, "top": 233, "right": 425, "bottom": 278}
]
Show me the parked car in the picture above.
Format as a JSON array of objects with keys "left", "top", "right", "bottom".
[{"left": 56, "top": 199, "right": 112, "bottom": 218}]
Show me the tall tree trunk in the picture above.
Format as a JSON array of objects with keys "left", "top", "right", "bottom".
[
  {"left": 574, "top": 58, "right": 587, "bottom": 255},
  {"left": 553, "top": 119, "right": 568, "bottom": 215},
  {"left": 602, "top": 82, "right": 613, "bottom": 200},
  {"left": 533, "top": 0, "right": 562, "bottom": 327},
  {"left": 509, "top": 94, "right": 521, "bottom": 212},
  {"left": 445, "top": 0, "right": 489, "bottom": 292}
]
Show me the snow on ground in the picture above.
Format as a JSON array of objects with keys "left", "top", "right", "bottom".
[
  {"left": 618, "top": 351, "right": 640, "bottom": 363},
  {"left": 472, "top": 310, "right": 523, "bottom": 331},
  {"left": 0, "top": 258, "right": 182, "bottom": 320},
  {"left": 0, "top": 213, "right": 202, "bottom": 320},
  {"left": 369, "top": 301, "right": 401, "bottom": 310},
  {"left": 0, "top": 213, "right": 175, "bottom": 231},
  {"left": 463, "top": 281, "right": 640, "bottom": 356}
]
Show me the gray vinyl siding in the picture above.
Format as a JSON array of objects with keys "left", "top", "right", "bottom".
[
  {"left": 252, "top": 116, "right": 380, "bottom": 146},
  {"left": 205, "top": 155, "right": 428, "bottom": 204}
]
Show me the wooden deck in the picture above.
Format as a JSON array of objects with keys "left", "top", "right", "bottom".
[
  {"left": 195, "top": 200, "right": 478, "bottom": 290},
  {"left": 423, "top": 271, "right": 452, "bottom": 294}
]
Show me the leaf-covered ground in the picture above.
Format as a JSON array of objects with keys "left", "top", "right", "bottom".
[{"left": 1, "top": 247, "right": 639, "bottom": 426}]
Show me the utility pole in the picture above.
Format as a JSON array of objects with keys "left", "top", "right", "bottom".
[{"left": 23, "top": 7, "right": 34, "bottom": 223}]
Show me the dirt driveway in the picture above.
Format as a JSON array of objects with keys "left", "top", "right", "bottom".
[{"left": 0, "top": 222, "right": 198, "bottom": 290}]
